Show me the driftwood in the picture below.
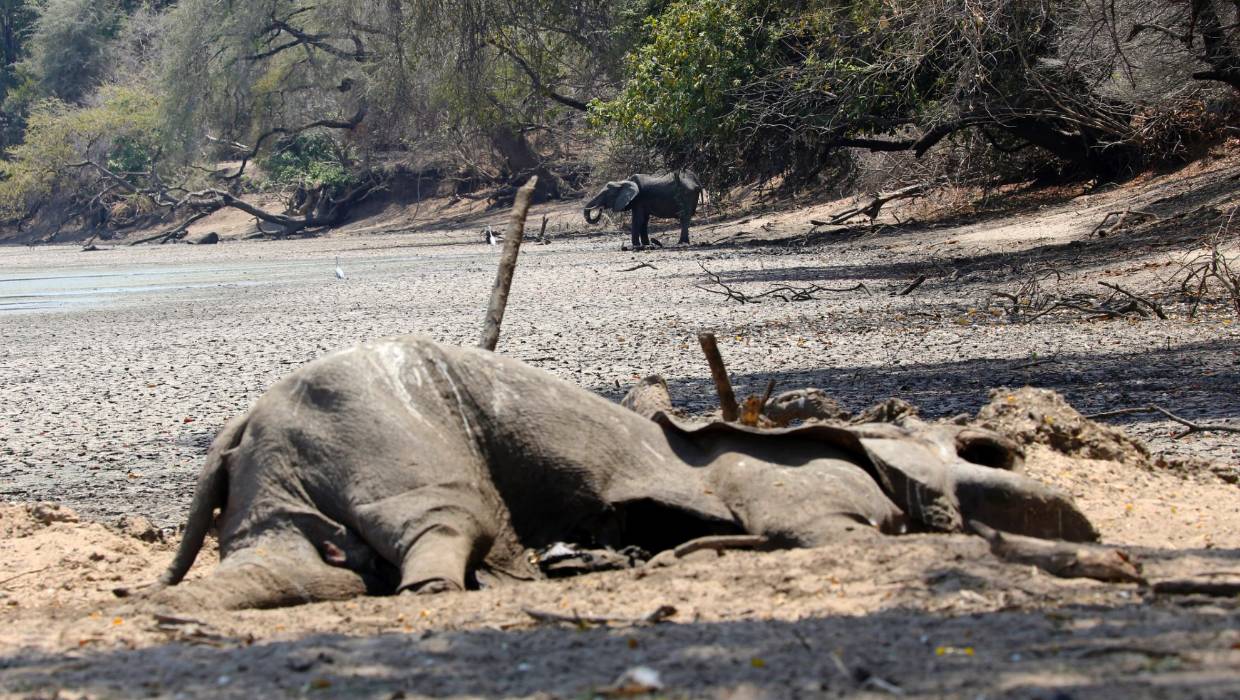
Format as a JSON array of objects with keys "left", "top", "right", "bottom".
[
  {"left": 970, "top": 521, "right": 1145, "bottom": 584},
  {"left": 479, "top": 176, "right": 538, "bottom": 351},
  {"left": 822, "top": 182, "right": 931, "bottom": 225},
  {"left": 698, "top": 332, "right": 740, "bottom": 422}
]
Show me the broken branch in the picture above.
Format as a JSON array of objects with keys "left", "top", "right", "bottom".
[
  {"left": 479, "top": 177, "right": 538, "bottom": 352},
  {"left": 896, "top": 275, "right": 927, "bottom": 296},
  {"left": 698, "top": 332, "right": 740, "bottom": 422},
  {"left": 1097, "top": 281, "right": 1167, "bottom": 319},
  {"left": 1086, "top": 404, "right": 1240, "bottom": 439}
]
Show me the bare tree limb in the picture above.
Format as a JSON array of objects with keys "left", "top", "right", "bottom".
[{"left": 1087, "top": 405, "right": 1240, "bottom": 439}]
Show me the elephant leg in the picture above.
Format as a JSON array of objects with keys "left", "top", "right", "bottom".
[
  {"left": 638, "top": 210, "right": 652, "bottom": 248},
  {"left": 354, "top": 485, "right": 493, "bottom": 594},
  {"left": 630, "top": 212, "right": 644, "bottom": 250},
  {"left": 145, "top": 531, "right": 369, "bottom": 610},
  {"left": 679, "top": 215, "right": 691, "bottom": 245}
]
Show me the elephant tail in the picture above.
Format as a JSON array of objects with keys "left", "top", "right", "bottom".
[{"left": 159, "top": 415, "right": 246, "bottom": 586}]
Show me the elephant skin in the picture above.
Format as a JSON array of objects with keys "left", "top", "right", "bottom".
[
  {"left": 149, "top": 335, "right": 1096, "bottom": 610},
  {"left": 583, "top": 171, "right": 702, "bottom": 249}
]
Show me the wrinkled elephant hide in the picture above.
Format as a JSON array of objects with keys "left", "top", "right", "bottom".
[{"left": 148, "top": 335, "right": 1097, "bottom": 610}]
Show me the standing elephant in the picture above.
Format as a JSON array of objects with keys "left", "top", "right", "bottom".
[{"left": 583, "top": 171, "right": 702, "bottom": 249}]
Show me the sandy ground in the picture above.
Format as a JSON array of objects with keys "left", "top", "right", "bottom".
[{"left": 1, "top": 155, "right": 1239, "bottom": 698}]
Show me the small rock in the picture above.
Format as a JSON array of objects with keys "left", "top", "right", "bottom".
[
  {"left": 29, "top": 502, "right": 79, "bottom": 525},
  {"left": 115, "top": 515, "right": 162, "bottom": 543},
  {"left": 190, "top": 232, "right": 220, "bottom": 245}
]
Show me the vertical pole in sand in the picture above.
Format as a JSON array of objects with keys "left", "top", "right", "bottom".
[
  {"left": 480, "top": 176, "right": 538, "bottom": 352},
  {"left": 698, "top": 332, "right": 739, "bottom": 422}
]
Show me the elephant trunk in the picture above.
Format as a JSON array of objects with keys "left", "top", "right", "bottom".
[{"left": 583, "top": 207, "right": 602, "bottom": 224}]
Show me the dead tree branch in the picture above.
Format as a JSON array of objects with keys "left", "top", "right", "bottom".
[
  {"left": 479, "top": 176, "right": 538, "bottom": 351},
  {"left": 896, "top": 275, "right": 928, "bottom": 296},
  {"left": 698, "top": 332, "right": 740, "bottom": 422},
  {"left": 1098, "top": 281, "right": 1167, "bottom": 319},
  {"left": 696, "top": 263, "right": 869, "bottom": 303},
  {"left": 823, "top": 182, "right": 933, "bottom": 225},
  {"left": 1087, "top": 405, "right": 1240, "bottom": 439},
  {"left": 1090, "top": 209, "right": 1159, "bottom": 238}
]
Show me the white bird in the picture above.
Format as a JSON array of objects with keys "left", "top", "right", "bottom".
[
  {"left": 334, "top": 256, "right": 346, "bottom": 280},
  {"left": 485, "top": 226, "right": 503, "bottom": 246}
]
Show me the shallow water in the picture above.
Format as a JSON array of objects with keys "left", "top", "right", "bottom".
[{"left": 0, "top": 252, "right": 468, "bottom": 312}]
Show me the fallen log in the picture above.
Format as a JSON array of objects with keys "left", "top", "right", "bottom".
[{"left": 824, "top": 182, "right": 932, "bottom": 225}]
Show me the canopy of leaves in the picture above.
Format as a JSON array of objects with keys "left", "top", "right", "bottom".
[
  {"left": 596, "top": 0, "right": 1238, "bottom": 185},
  {"left": 0, "top": 85, "right": 160, "bottom": 216}
]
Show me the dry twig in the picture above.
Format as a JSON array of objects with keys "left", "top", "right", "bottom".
[
  {"left": 696, "top": 263, "right": 868, "bottom": 303},
  {"left": 1097, "top": 281, "right": 1167, "bottom": 319},
  {"left": 823, "top": 182, "right": 932, "bottom": 225},
  {"left": 1086, "top": 404, "right": 1240, "bottom": 440}
]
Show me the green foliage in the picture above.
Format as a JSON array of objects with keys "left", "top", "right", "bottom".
[
  {"left": 22, "top": 0, "right": 124, "bottom": 103},
  {"left": 592, "top": 0, "right": 765, "bottom": 159},
  {"left": 259, "top": 133, "right": 356, "bottom": 189},
  {"left": 0, "top": 85, "right": 160, "bottom": 216}
]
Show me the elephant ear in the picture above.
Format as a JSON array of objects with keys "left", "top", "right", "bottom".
[{"left": 613, "top": 180, "right": 640, "bottom": 212}]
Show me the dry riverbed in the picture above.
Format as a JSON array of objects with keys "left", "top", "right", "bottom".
[{"left": 1, "top": 158, "right": 1238, "bottom": 698}]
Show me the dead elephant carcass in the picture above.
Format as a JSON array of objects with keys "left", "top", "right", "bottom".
[{"left": 149, "top": 335, "right": 1096, "bottom": 610}]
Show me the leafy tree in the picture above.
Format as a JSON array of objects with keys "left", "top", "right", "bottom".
[
  {"left": 0, "top": 0, "right": 38, "bottom": 147},
  {"left": 0, "top": 85, "right": 161, "bottom": 220},
  {"left": 597, "top": 0, "right": 1237, "bottom": 186},
  {"left": 22, "top": 0, "right": 124, "bottom": 103}
]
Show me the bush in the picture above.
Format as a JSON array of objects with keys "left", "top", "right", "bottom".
[
  {"left": 258, "top": 133, "right": 357, "bottom": 190},
  {"left": 0, "top": 85, "right": 161, "bottom": 218}
]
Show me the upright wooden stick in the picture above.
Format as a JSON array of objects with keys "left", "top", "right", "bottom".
[
  {"left": 480, "top": 176, "right": 538, "bottom": 351},
  {"left": 697, "top": 332, "right": 739, "bottom": 421}
]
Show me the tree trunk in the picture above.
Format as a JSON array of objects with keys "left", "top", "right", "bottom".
[
  {"left": 488, "top": 125, "right": 561, "bottom": 202},
  {"left": 1191, "top": 0, "right": 1240, "bottom": 91}
]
